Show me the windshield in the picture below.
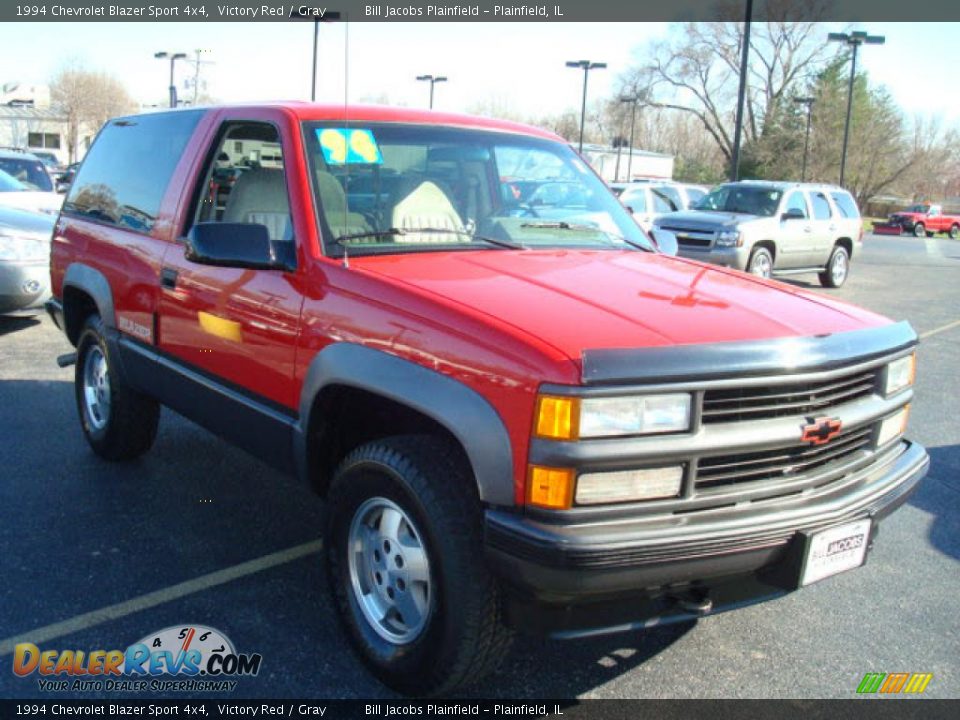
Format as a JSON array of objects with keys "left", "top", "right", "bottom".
[
  {"left": 0, "top": 169, "right": 27, "bottom": 192},
  {"left": 693, "top": 185, "right": 783, "bottom": 216},
  {"left": 303, "top": 122, "right": 653, "bottom": 254},
  {"left": 0, "top": 157, "right": 52, "bottom": 192},
  {"left": 906, "top": 204, "right": 930, "bottom": 213}
]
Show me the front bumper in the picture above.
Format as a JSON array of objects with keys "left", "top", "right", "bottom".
[
  {"left": 485, "top": 440, "right": 927, "bottom": 637},
  {"left": 676, "top": 243, "right": 749, "bottom": 270},
  {"left": 0, "top": 261, "right": 50, "bottom": 315}
]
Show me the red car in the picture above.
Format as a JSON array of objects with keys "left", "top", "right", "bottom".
[
  {"left": 873, "top": 203, "right": 960, "bottom": 238},
  {"left": 46, "top": 103, "right": 928, "bottom": 695}
]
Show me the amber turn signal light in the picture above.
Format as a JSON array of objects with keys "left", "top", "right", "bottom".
[
  {"left": 527, "top": 465, "right": 575, "bottom": 510},
  {"left": 534, "top": 395, "right": 580, "bottom": 440}
]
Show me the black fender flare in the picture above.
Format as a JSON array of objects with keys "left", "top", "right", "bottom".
[
  {"left": 294, "top": 343, "right": 516, "bottom": 507},
  {"left": 62, "top": 263, "right": 116, "bottom": 337}
]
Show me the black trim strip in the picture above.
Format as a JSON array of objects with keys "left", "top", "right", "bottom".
[
  {"left": 118, "top": 336, "right": 298, "bottom": 423},
  {"left": 581, "top": 321, "right": 917, "bottom": 385}
]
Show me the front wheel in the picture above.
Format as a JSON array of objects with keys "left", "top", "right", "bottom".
[
  {"left": 75, "top": 314, "right": 159, "bottom": 460},
  {"left": 913, "top": 223, "right": 926, "bottom": 238},
  {"left": 819, "top": 245, "right": 850, "bottom": 288},
  {"left": 747, "top": 247, "right": 774, "bottom": 279},
  {"left": 325, "top": 436, "right": 512, "bottom": 696}
]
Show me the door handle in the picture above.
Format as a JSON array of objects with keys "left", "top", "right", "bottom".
[
  {"left": 803, "top": 226, "right": 812, "bottom": 233},
  {"left": 160, "top": 267, "right": 178, "bottom": 290}
]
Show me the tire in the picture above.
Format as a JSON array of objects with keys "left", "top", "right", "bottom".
[
  {"left": 913, "top": 223, "right": 926, "bottom": 238},
  {"left": 819, "top": 245, "right": 850, "bottom": 288},
  {"left": 949, "top": 224, "right": 959, "bottom": 240},
  {"left": 747, "top": 246, "right": 774, "bottom": 279},
  {"left": 75, "top": 314, "right": 159, "bottom": 461},
  {"left": 325, "top": 435, "right": 512, "bottom": 696}
]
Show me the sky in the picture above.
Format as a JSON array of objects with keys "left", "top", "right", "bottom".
[{"left": 1, "top": 21, "right": 958, "bottom": 124}]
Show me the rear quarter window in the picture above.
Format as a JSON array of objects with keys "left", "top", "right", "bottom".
[
  {"left": 830, "top": 191, "right": 860, "bottom": 219},
  {"left": 64, "top": 110, "right": 203, "bottom": 234}
]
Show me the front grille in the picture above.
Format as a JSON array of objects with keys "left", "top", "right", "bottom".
[
  {"left": 701, "top": 368, "right": 879, "bottom": 424},
  {"left": 676, "top": 236, "right": 712, "bottom": 248},
  {"left": 696, "top": 426, "right": 873, "bottom": 489}
]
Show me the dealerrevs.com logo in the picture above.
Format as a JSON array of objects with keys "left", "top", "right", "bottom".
[{"left": 13, "top": 625, "right": 262, "bottom": 693}]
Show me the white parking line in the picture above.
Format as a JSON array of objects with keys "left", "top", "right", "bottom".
[
  {"left": 0, "top": 539, "right": 323, "bottom": 657},
  {"left": 919, "top": 319, "right": 960, "bottom": 340}
]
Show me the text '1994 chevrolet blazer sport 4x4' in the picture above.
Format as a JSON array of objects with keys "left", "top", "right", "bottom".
[{"left": 46, "top": 104, "right": 929, "bottom": 696}]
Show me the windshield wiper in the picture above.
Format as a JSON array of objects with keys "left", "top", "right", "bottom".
[
  {"left": 519, "top": 221, "right": 653, "bottom": 252},
  {"left": 335, "top": 227, "right": 526, "bottom": 250}
]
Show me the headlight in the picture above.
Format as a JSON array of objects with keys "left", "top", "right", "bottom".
[
  {"left": 580, "top": 394, "right": 691, "bottom": 437},
  {"left": 576, "top": 466, "right": 684, "bottom": 505},
  {"left": 0, "top": 233, "right": 47, "bottom": 262},
  {"left": 877, "top": 405, "right": 910, "bottom": 447},
  {"left": 535, "top": 393, "right": 692, "bottom": 440},
  {"left": 715, "top": 229, "right": 742, "bottom": 247},
  {"left": 884, "top": 354, "right": 916, "bottom": 395}
]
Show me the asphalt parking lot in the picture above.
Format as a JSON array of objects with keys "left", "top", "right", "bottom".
[{"left": 0, "top": 233, "right": 957, "bottom": 700}]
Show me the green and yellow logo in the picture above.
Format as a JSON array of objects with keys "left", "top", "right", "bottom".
[{"left": 857, "top": 672, "right": 933, "bottom": 694}]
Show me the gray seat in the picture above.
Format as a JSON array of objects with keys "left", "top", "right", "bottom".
[
  {"left": 391, "top": 180, "right": 464, "bottom": 243},
  {"left": 223, "top": 168, "right": 293, "bottom": 242},
  {"left": 314, "top": 171, "right": 371, "bottom": 239}
]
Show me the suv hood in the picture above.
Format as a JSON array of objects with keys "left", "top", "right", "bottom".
[
  {"left": 655, "top": 209, "right": 764, "bottom": 231},
  {"left": 352, "top": 250, "right": 888, "bottom": 362}
]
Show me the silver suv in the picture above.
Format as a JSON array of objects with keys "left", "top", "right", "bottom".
[{"left": 654, "top": 181, "right": 863, "bottom": 288}]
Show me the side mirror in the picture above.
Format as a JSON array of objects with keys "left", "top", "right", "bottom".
[
  {"left": 185, "top": 223, "right": 295, "bottom": 271},
  {"left": 781, "top": 208, "right": 805, "bottom": 221},
  {"left": 650, "top": 228, "right": 679, "bottom": 256}
]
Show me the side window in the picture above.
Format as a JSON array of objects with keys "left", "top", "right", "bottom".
[
  {"left": 622, "top": 189, "right": 647, "bottom": 212},
  {"left": 811, "top": 192, "right": 832, "bottom": 220},
  {"left": 654, "top": 185, "right": 683, "bottom": 210},
  {"left": 190, "top": 122, "right": 293, "bottom": 243},
  {"left": 651, "top": 188, "right": 677, "bottom": 213},
  {"left": 829, "top": 191, "right": 860, "bottom": 219},
  {"left": 784, "top": 191, "right": 809, "bottom": 218},
  {"left": 64, "top": 111, "right": 202, "bottom": 233}
]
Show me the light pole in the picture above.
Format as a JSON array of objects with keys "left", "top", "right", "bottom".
[
  {"left": 793, "top": 96, "right": 815, "bottom": 182},
  {"left": 307, "top": 12, "right": 341, "bottom": 101},
  {"left": 828, "top": 30, "right": 885, "bottom": 187},
  {"left": 620, "top": 95, "right": 641, "bottom": 182},
  {"left": 154, "top": 51, "right": 187, "bottom": 109},
  {"left": 565, "top": 60, "right": 606, "bottom": 154},
  {"left": 730, "top": 0, "right": 753, "bottom": 181},
  {"left": 416, "top": 75, "right": 447, "bottom": 109}
]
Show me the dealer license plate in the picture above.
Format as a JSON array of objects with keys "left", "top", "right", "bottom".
[{"left": 800, "top": 519, "right": 871, "bottom": 586}]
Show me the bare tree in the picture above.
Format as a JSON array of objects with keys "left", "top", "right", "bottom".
[
  {"left": 50, "top": 63, "right": 136, "bottom": 161},
  {"left": 625, "top": 0, "right": 834, "bottom": 166}
]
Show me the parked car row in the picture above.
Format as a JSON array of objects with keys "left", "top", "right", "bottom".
[
  {"left": 608, "top": 177, "right": 864, "bottom": 288},
  {"left": 0, "top": 204, "right": 54, "bottom": 315}
]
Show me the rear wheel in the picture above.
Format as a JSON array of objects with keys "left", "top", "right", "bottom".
[
  {"left": 949, "top": 224, "right": 959, "bottom": 240},
  {"left": 913, "top": 223, "right": 926, "bottom": 238},
  {"left": 75, "top": 314, "right": 159, "bottom": 460},
  {"left": 325, "top": 435, "right": 512, "bottom": 696},
  {"left": 747, "top": 246, "right": 773, "bottom": 279},
  {"left": 819, "top": 245, "right": 849, "bottom": 288}
]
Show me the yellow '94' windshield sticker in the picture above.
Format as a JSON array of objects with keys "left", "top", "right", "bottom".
[{"left": 317, "top": 128, "right": 383, "bottom": 165}]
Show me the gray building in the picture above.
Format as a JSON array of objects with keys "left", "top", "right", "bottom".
[
  {"left": 578, "top": 143, "right": 674, "bottom": 183},
  {"left": 0, "top": 105, "right": 70, "bottom": 165}
]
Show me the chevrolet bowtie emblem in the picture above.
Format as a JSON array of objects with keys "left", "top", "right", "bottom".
[{"left": 801, "top": 416, "right": 843, "bottom": 445}]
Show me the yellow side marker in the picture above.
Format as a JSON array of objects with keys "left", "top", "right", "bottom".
[{"left": 198, "top": 311, "right": 242, "bottom": 342}]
